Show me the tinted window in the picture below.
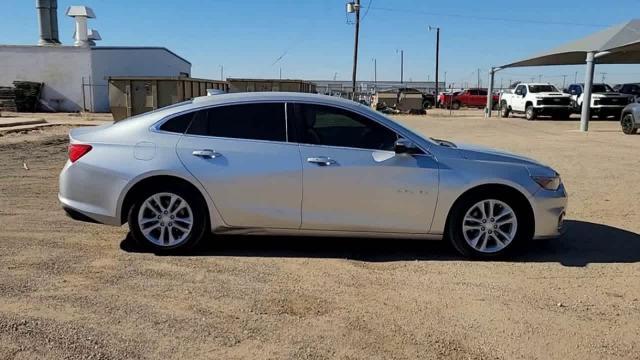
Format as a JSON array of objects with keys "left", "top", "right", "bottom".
[
  {"left": 515, "top": 85, "right": 526, "bottom": 95},
  {"left": 529, "top": 85, "right": 559, "bottom": 93},
  {"left": 292, "top": 104, "right": 397, "bottom": 151},
  {"left": 477, "top": 89, "right": 488, "bottom": 95},
  {"left": 468, "top": 90, "right": 479, "bottom": 96},
  {"left": 159, "top": 112, "right": 194, "bottom": 133},
  {"left": 592, "top": 84, "right": 612, "bottom": 93},
  {"left": 187, "top": 103, "right": 286, "bottom": 141}
]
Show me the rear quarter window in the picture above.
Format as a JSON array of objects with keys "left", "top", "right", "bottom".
[{"left": 159, "top": 112, "right": 194, "bottom": 133}]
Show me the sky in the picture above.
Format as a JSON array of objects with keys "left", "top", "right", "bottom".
[{"left": 3, "top": 0, "right": 640, "bottom": 89}]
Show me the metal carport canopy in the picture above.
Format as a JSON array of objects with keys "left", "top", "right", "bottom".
[{"left": 486, "top": 19, "right": 640, "bottom": 131}]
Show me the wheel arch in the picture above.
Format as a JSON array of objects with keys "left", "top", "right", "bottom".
[
  {"left": 525, "top": 101, "right": 534, "bottom": 108},
  {"left": 443, "top": 183, "right": 535, "bottom": 240},
  {"left": 118, "top": 173, "right": 219, "bottom": 228}
]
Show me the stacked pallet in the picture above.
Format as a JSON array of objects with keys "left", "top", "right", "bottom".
[
  {"left": 13, "top": 81, "right": 43, "bottom": 112},
  {"left": 0, "top": 82, "right": 43, "bottom": 112},
  {"left": 0, "top": 87, "right": 17, "bottom": 112}
]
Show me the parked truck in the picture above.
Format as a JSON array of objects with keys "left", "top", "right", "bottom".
[
  {"left": 500, "top": 83, "right": 572, "bottom": 120},
  {"left": 566, "top": 83, "right": 632, "bottom": 119}
]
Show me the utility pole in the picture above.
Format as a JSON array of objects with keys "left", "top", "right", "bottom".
[
  {"left": 574, "top": 71, "right": 578, "bottom": 83},
  {"left": 372, "top": 58, "right": 377, "bottom": 87},
  {"left": 397, "top": 49, "right": 404, "bottom": 84},
  {"left": 429, "top": 26, "right": 440, "bottom": 106},
  {"left": 600, "top": 72, "right": 607, "bottom": 82},
  {"left": 279, "top": 67, "right": 282, "bottom": 80},
  {"left": 347, "top": 0, "right": 360, "bottom": 100},
  {"left": 477, "top": 68, "right": 481, "bottom": 88},
  {"left": 219, "top": 65, "right": 224, "bottom": 81},
  {"left": 562, "top": 75, "right": 567, "bottom": 89}
]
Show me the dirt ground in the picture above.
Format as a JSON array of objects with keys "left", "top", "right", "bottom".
[{"left": 0, "top": 110, "right": 639, "bottom": 359}]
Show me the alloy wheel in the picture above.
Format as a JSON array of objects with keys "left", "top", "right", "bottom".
[
  {"left": 137, "top": 192, "right": 193, "bottom": 247},
  {"left": 462, "top": 199, "right": 518, "bottom": 253}
]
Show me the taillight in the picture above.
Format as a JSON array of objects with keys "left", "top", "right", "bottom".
[{"left": 68, "top": 144, "right": 92, "bottom": 163}]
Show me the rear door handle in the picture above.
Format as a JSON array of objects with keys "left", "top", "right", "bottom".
[
  {"left": 307, "top": 156, "right": 337, "bottom": 166},
  {"left": 192, "top": 149, "right": 221, "bottom": 159}
]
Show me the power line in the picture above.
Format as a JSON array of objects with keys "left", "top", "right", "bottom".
[
  {"left": 360, "top": 0, "right": 373, "bottom": 21},
  {"left": 368, "top": 6, "right": 605, "bottom": 27}
]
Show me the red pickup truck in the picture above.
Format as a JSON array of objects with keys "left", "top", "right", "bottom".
[{"left": 438, "top": 88, "right": 500, "bottom": 110}]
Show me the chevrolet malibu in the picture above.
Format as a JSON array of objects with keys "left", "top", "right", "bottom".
[{"left": 59, "top": 92, "right": 567, "bottom": 258}]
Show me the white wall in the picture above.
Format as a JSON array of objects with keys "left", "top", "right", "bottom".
[
  {"left": 0, "top": 46, "right": 92, "bottom": 112},
  {"left": 90, "top": 47, "right": 191, "bottom": 112}
]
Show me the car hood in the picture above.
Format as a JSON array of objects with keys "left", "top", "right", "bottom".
[
  {"left": 591, "top": 92, "right": 628, "bottom": 98},
  {"left": 533, "top": 92, "right": 570, "bottom": 97},
  {"left": 454, "top": 143, "right": 556, "bottom": 176}
]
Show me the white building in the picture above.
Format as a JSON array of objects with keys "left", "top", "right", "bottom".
[{"left": 0, "top": 2, "right": 191, "bottom": 113}]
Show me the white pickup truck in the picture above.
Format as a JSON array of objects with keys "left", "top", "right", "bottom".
[
  {"left": 500, "top": 83, "right": 572, "bottom": 120},
  {"left": 566, "top": 83, "right": 633, "bottom": 119}
]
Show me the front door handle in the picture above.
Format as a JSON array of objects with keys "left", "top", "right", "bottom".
[
  {"left": 192, "top": 149, "right": 221, "bottom": 159},
  {"left": 307, "top": 156, "right": 337, "bottom": 166}
]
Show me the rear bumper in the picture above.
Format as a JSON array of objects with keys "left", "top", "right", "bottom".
[
  {"left": 531, "top": 183, "right": 568, "bottom": 240},
  {"left": 59, "top": 160, "right": 127, "bottom": 226}
]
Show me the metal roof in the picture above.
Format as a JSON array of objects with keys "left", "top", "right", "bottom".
[
  {"left": 501, "top": 19, "right": 640, "bottom": 68},
  {"left": 91, "top": 46, "right": 191, "bottom": 65}
]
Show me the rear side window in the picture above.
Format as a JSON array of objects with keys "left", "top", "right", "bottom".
[
  {"left": 159, "top": 112, "right": 194, "bottom": 133},
  {"left": 186, "top": 103, "right": 286, "bottom": 142}
]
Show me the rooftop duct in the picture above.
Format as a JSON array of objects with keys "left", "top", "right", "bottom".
[
  {"left": 66, "top": 5, "right": 96, "bottom": 47},
  {"left": 36, "top": 0, "right": 60, "bottom": 45}
]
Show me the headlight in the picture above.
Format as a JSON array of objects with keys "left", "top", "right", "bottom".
[{"left": 532, "top": 175, "right": 561, "bottom": 191}]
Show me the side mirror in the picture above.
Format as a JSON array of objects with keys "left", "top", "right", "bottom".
[{"left": 394, "top": 138, "right": 418, "bottom": 154}]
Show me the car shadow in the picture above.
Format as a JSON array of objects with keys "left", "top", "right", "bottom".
[{"left": 120, "top": 220, "right": 640, "bottom": 267}]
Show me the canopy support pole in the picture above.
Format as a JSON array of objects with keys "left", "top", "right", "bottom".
[
  {"left": 580, "top": 52, "right": 596, "bottom": 132},
  {"left": 485, "top": 67, "right": 496, "bottom": 118}
]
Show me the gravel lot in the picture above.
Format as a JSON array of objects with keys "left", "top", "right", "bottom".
[{"left": 0, "top": 111, "right": 639, "bottom": 359}]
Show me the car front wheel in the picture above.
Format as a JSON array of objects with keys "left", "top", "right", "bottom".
[
  {"left": 525, "top": 106, "right": 537, "bottom": 120},
  {"left": 622, "top": 114, "right": 638, "bottom": 134},
  {"left": 128, "top": 186, "right": 208, "bottom": 252},
  {"left": 448, "top": 194, "right": 530, "bottom": 258}
]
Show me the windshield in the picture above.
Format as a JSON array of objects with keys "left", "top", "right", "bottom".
[
  {"left": 592, "top": 84, "right": 613, "bottom": 93},
  {"left": 529, "top": 85, "right": 559, "bottom": 93}
]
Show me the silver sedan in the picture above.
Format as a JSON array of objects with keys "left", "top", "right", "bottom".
[{"left": 59, "top": 92, "right": 567, "bottom": 258}]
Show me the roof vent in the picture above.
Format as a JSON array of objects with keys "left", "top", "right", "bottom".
[
  {"left": 37, "top": 0, "right": 60, "bottom": 45},
  {"left": 66, "top": 5, "right": 96, "bottom": 47}
]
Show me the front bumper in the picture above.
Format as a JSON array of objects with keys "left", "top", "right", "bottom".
[
  {"left": 531, "top": 183, "right": 568, "bottom": 240},
  {"left": 533, "top": 105, "right": 571, "bottom": 115},
  {"left": 590, "top": 106, "right": 624, "bottom": 116}
]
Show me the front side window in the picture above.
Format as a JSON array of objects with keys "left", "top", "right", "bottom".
[
  {"left": 515, "top": 85, "right": 526, "bottom": 95},
  {"left": 291, "top": 103, "right": 398, "bottom": 151},
  {"left": 186, "top": 102, "right": 286, "bottom": 142}
]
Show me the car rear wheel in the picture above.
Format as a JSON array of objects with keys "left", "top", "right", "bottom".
[
  {"left": 451, "top": 101, "right": 461, "bottom": 110},
  {"left": 525, "top": 106, "right": 537, "bottom": 120},
  {"left": 128, "top": 185, "right": 208, "bottom": 252},
  {"left": 448, "top": 194, "right": 529, "bottom": 258},
  {"left": 622, "top": 114, "right": 638, "bottom": 134}
]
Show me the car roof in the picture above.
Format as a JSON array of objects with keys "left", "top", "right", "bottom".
[{"left": 191, "top": 92, "right": 361, "bottom": 108}]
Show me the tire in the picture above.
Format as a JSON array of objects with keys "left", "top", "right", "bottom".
[
  {"left": 423, "top": 100, "right": 433, "bottom": 109},
  {"left": 128, "top": 183, "right": 208, "bottom": 253},
  {"left": 492, "top": 101, "right": 499, "bottom": 111},
  {"left": 525, "top": 106, "right": 537, "bottom": 120},
  {"left": 500, "top": 102, "right": 510, "bottom": 118},
  {"left": 622, "top": 114, "right": 638, "bottom": 134},
  {"left": 448, "top": 192, "right": 531, "bottom": 259},
  {"left": 451, "top": 101, "right": 461, "bottom": 110}
]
